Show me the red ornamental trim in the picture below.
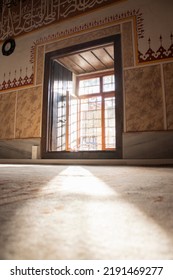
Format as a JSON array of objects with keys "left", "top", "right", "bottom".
[
  {"left": 0, "top": 73, "right": 34, "bottom": 91},
  {"left": 138, "top": 35, "right": 173, "bottom": 63}
]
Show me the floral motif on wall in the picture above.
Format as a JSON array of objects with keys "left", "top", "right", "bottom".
[
  {"left": 138, "top": 34, "right": 173, "bottom": 63},
  {"left": 0, "top": 68, "right": 34, "bottom": 91}
]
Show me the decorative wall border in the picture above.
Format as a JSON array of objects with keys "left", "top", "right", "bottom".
[
  {"left": 138, "top": 34, "right": 173, "bottom": 63},
  {"left": 1, "top": 7, "right": 173, "bottom": 92},
  {"left": 30, "top": 9, "right": 173, "bottom": 66},
  {"left": 0, "top": 68, "right": 34, "bottom": 91},
  {"left": 0, "top": 8, "right": 142, "bottom": 92},
  {"left": 30, "top": 9, "right": 144, "bottom": 63}
]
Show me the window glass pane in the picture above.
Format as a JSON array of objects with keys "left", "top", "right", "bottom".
[
  {"left": 79, "top": 97, "right": 102, "bottom": 150},
  {"left": 68, "top": 97, "right": 78, "bottom": 151},
  {"left": 103, "top": 75, "right": 115, "bottom": 92},
  {"left": 79, "top": 78, "right": 100, "bottom": 95},
  {"left": 104, "top": 97, "right": 116, "bottom": 149}
]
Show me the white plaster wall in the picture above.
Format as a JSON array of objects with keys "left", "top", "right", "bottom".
[{"left": 0, "top": 0, "right": 173, "bottom": 86}]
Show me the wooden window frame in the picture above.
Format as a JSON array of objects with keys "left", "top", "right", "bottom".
[{"left": 76, "top": 71, "right": 115, "bottom": 151}]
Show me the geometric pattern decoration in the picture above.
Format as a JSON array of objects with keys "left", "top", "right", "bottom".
[
  {"left": 0, "top": 68, "right": 34, "bottom": 91},
  {"left": 138, "top": 34, "right": 173, "bottom": 63}
]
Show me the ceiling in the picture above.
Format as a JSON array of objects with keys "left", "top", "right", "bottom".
[{"left": 56, "top": 43, "right": 114, "bottom": 75}]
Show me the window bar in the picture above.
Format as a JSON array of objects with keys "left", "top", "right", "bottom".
[
  {"left": 77, "top": 98, "right": 81, "bottom": 150},
  {"left": 100, "top": 77, "right": 105, "bottom": 150},
  {"left": 66, "top": 91, "right": 69, "bottom": 151}
]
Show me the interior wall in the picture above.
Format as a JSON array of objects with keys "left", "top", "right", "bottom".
[{"left": 0, "top": 0, "right": 173, "bottom": 159}]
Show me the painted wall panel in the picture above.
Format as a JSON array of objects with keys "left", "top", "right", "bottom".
[
  {"left": 163, "top": 62, "right": 173, "bottom": 130},
  {"left": 0, "top": 92, "right": 16, "bottom": 140},
  {"left": 15, "top": 87, "right": 42, "bottom": 138},
  {"left": 124, "top": 65, "right": 164, "bottom": 132}
]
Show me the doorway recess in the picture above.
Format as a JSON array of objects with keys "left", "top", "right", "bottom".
[{"left": 42, "top": 35, "right": 123, "bottom": 159}]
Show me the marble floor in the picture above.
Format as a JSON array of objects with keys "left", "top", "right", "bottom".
[{"left": 0, "top": 164, "right": 173, "bottom": 260}]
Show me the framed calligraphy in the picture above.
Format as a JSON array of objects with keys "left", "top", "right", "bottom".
[{"left": 0, "top": 0, "right": 124, "bottom": 41}]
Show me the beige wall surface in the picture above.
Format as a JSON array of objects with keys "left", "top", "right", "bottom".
[
  {"left": 0, "top": 87, "right": 42, "bottom": 140},
  {"left": 163, "top": 63, "right": 173, "bottom": 130},
  {"left": 15, "top": 87, "right": 42, "bottom": 139},
  {"left": 124, "top": 65, "right": 164, "bottom": 132},
  {"left": 0, "top": 0, "right": 173, "bottom": 158},
  {"left": 0, "top": 92, "right": 16, "bottom": 140}
]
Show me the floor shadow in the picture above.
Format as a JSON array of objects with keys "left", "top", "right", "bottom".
[
  {"left": 83, "top": 165, "right": 173, "bottom": 240},
  {"left": 0, "top": 164, "right": 67, "bottom": 259}
]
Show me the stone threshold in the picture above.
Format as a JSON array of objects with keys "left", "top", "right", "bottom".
[{"left": 0, "top": 159, "right": 173, "bottom": 166}]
